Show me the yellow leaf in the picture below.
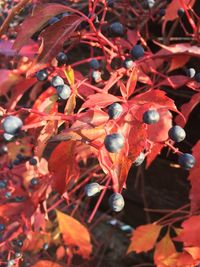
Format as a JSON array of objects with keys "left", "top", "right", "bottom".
[
  {"left": 127, "top": 223, "right": 162, "bottom": 254},
  {"left": 56, "top": 210, "right": 92, "bottom": 259},
  {"left": 64, "top": 65, "right": 74, "bottom": 86}
]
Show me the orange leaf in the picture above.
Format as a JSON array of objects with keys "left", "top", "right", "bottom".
[
  {"left": 31, "top": 260, "right": 62, "bottom": 267},
  {"left": 154, "top": 231, "right": 176, "bottom": 267},
  {"left": 48, "top": 141, "right": 79, "bottom": 193},
  {"left": 127, "top": 223, "right": 162, "bottom": 254},
  {"left": 56, "top": 210, "right": 92, "bottom": 259}
]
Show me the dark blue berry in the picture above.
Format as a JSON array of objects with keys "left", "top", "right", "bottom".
[
  {"left": 0, "top": 145, "right": 8, "bottom": 155},
  {"left": 168, "top": 126, "right": 186, "bottom": 142},
  {"left": 186, "top": 68, "right": 196, "bottom": 78},
  {"left": 29, "top": 158, "right": 37, "bottom": 166},
  {"left": 134, "top": 152, "right": 145, "bottom": 166},
  {"left": 108, "top": 103, "right": 123, "bottom": 119},
  {"left": 147, "top": 0, "right": 155, "bottom": 8},
  {"left": 104, "top": 133, "right": 125, "bottom": 153},
  {"left": 43, "top": 243, "right": 49, "bottom": 250},
  {"left": 109, "top": 22, "right": 125, "bottom": 37},
  {"left": 131, "top": 45, "right": 144, "bottom": 60},
  {"left": 195, "top": 73, "right": 200, "bottom": 83},
  {"left": 177, "top": 8, "right": 185, "bottom": 17},
  {"left": 3, "top": 133, "right": 15, "bottom": 141},
  {"left": 16, "top": 153, "right": 24, "bottom": 160},
  {"left": 2, "top": 116, "right": 23, "bottom": 135},
  {"left": 14, "top": 196, "right": 26, "bottom": 202},
  {"left": 143, "top": 109, "right": 160, "bottom": 124},
  {"left": 159, "top": 9, "right": 166, "bottom": 16},
  {"left": 0, "top": 223, "right": 5, "bottom": 231},
  {"left": 109, "top": 193, "right": 125, "bottom": 212},
  {"left": 110, "top": 57, "right": 123, "bottom": 70},
  {"left": 51, "top": 76, "right": 64, "bottom": 87},
  {"left": 7, "top": 260, "right": 15, "bottom": 267},
  {"left": 89, "top": 59, "right": 100, "bottom": 70},
  {"left": 92, "top": 70, "right": 101, "bottom": 83},
  {"left": 56, "top": 52, "right": 68, "bottom": 65},
  {"left": 36, "top": 69, "right": 48, "bottom": 81},
  {"left": 0, "top": 180, "right": 7, "bottom": 189},
  {"left": 124, "top": 59, "right": 134, "bottom": 69},
  {"left": 56, "top": 84, "right": 71, "bottom": 100},
  {"left": 85, "top": 183, "right": 101, "bottom": 197},
  {"left": 13, "top": 158, "right": 21, "bottom": 165},
  {"left": 48, "top": 16, "right": 59, "bottom": 25},
  {"left": 30, "top": 177, "right": 39, "bottom": 186},
  {"left": 107, "top": 0, "right": 115, "bottom": 7},
  {"left": 178, "top": 153, "right": 195, "bottom": 170}
]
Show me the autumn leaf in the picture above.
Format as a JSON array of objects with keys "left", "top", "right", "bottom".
[
  {"left": 81, "top": 93, "right": 122, "bottom": 109},
  {"left": 13, "top": 4, "right": 70, "bottom": 51},
  {"left": 56, "top": 210, "right": 92, "bottom": 259},
  {"left": 32, "top": 260, "right": 62, "bottom": 267},
  {"left": 175, "top": 216, "right": 200, "bottom": 247},
  {"left": 127, "top": 223, "right": 162, "bottom": 254},
  {"left": 154, "top": 231, "right": 177, "bottom": 267},
  {"left": 48, "top": 141, "right": 79, "bottom": 193}
]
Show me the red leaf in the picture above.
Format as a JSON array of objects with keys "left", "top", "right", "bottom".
[
  {"left": 146, "top": 143, "right": 165, "bottom": 168},
  {"left": 157, "top": 75, "right": 189, "bottom": 89},
  {"left": 29, "top": 14, "right": 83, "bottom": 73},
  {"left": 0, "top": 40, "right": 38, "bottom": 57},
  {"left": 176, "top": 93, "right": 200, "bottom": 127},
  {"left": 13, "top": 4, "right": 69, "bottom": 51},
  {"left": 126, "top": 67, "right": 138, "bottom": 98},
  {"left": 56, "top": 210, "right": 92, "bottom": 259},
  {"left": 168, "top": 55, "right": 190, "bottom": 72},
  {"left": 163, "top": 0, "right": 195, "bottom": 33},
  {"left": 176, "top": 215, "right": 200, "bottom": 247},
  {"left": 32, "top": 261, "right": 62, "bottom": 267},
  {"left": 147, "top": 109, "right": 172, "bottom": 142},
  {"left": 127, "top": 223, "right": 162, "bottom": 254},
  {"left": 48, "top": 141, "right": 79, "bottom": 193},
  {"left": 188, "top": 141, "right": 200, "bottom": 211},
  {"left": 0, "top": 70, "right": 22, "bottom": 96},
  {"left": 81, "top": 93, "right": 122, "bottom": 109}
]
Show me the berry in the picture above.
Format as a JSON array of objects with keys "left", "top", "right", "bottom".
[
  {"left": 51, "top": 76, "right": 64, "bottom": 87},
  {"left": 143, "top": 109, "right": 160, "bottom": 124},
  {"left": 85, "top": 183, "right": 101, "bottom": 197},
  {"left": 178, "top": 153, "right": 195, "bottom": 170},
  {"left": 168, "top": 125, "right": 186, "bottom": 142},
  {"left": 0, "top": 223, "right": 5, "bottom": 231},
  {"left": 13, "top": 158, "right": 21, "bottom": 165},
  {"left": 177, "top": 8, "right": 185, "bottom": 17},
  {"left": 110, "top": 57, "right": 123, "bottom": 70},
  {"left": 7, "top": 260, "right": 15, "bottom": 267},
  {"left": 134, "top": 152, "right": 145, "bottom": 166},
  {"left": 186, "top": 68, "right": 196, "bottom": 78},
  {"left": 131, "top": 45, "right": 144, "bottom": 60},
  {"left": 109, "top": 193, "right": 125, "bottom": 212},
  {"left": 107, "top": 0, "right": 115, "bottom": 7},
  {"left": 16, "top": 153, "right": 24, "bottom": 160},
  {"left": 104, "top": 133, "right": 125, "bottom": 153},
  {"left": 43, "top": 243, "right": 49, "bottom": 250},
  {"left": 159, "top": 9, "right": 166, "bottom": 16},
  {"left": 109, "top": 22, "right": 124, "bottom": 37},
  {"left": 48, "top": 16, "right": 59, "bottom": 25},
  {"left": 108, "top": 103, "right": 123, "bottom": 119},
  {"left": 29, "top": 158, "right": 37, "bottom": 166},
  {"left": 14, "top": 252, "right": 22, "bottom": 258},
  {"left": 3, "top": 133, "right": 15, "bottom": 141},
  {"left": 30, "top": 177, "right": 39, "bottom": 186},
  {"left": 195, "top": 73, "right": 200, "bottom": 83},
  {"left": 36, "top": 69, "right": 48, "bottom": 81},
  {"left": 124, "top": 59, "right": 134, "bottom": 69},
  {"left": 91, "top": 70, "right": 102, "bottom": 83},
  {"left": 5, "top": 191, "right": 12, "bottom": 198},
  {"left": 56, "top": 84, "right": 71, "bottom": 100},
  {"left": 0, "top": 180, "right": 7, "bottom": 189},
  {"left": 147, "top": 0, "right": 155, "bottom": 8},
  {"left": 14, "top": 196, "right": 26, "bottom": 202},
  {"left": 2, "top": 116, "right": 23, "bottom": 135},
  {"left": 0, "top": 145, "right": 8, "bottom": 155},
  {"left": 56, "top": 52, "right": 68, "bottom": 65},
  {"left": 89, "top": 59, "right": 100, "bottom": 70}
]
